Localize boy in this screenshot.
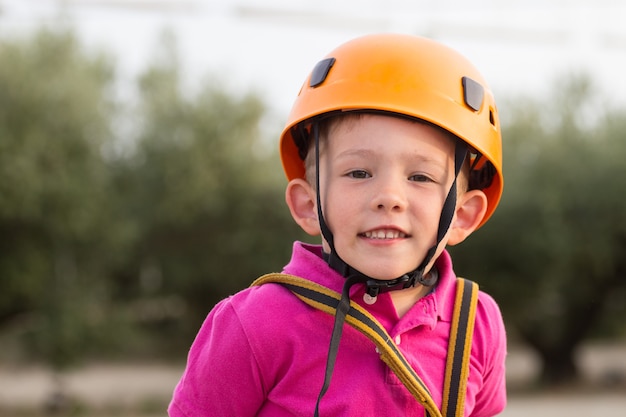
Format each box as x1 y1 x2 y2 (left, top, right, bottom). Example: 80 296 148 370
169 33 506 417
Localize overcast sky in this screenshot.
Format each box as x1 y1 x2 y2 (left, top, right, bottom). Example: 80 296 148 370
2 0 625 121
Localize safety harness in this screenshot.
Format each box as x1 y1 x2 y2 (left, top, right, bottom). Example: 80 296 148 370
252 273 479 417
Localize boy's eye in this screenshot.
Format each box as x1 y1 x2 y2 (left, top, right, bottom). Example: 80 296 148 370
409 174 432 182
347 170 371 179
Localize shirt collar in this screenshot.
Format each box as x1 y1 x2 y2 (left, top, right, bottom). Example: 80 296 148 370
282 241 459 332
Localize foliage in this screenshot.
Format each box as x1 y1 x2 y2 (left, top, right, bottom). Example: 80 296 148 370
0 28 304 366
0 28 123 369
110 37 303 350
450 75 626 386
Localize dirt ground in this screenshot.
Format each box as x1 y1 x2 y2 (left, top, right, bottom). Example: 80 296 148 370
0 343 624 416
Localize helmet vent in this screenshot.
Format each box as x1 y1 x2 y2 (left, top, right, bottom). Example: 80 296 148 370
462 76 484 112
309 57 336 88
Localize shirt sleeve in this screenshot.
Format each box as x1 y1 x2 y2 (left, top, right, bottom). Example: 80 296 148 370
168 298 266 417
470 292 507 417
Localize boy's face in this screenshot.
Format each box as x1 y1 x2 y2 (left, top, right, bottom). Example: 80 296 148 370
318 114 458 280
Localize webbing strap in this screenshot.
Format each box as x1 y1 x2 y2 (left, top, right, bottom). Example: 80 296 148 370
441 278 479 417
251 273 478 417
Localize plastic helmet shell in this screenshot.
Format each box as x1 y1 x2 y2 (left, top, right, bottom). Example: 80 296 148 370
279 33 503 228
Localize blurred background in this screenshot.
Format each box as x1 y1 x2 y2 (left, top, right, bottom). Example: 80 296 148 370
0 0 625 416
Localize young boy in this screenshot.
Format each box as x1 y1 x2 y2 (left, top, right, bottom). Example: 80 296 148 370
169 33 506 417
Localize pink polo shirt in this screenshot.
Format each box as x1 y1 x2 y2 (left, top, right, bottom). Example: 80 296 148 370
169 242 506 417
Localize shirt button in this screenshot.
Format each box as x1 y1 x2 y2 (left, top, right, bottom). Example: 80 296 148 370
395 335 401 345
363 293 377 305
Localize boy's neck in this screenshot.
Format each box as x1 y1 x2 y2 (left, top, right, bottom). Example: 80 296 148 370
389 284 432 318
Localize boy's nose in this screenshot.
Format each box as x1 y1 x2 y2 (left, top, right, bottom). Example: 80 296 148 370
371 181 408 212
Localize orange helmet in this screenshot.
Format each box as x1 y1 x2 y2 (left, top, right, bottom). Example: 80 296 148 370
279 33 503 227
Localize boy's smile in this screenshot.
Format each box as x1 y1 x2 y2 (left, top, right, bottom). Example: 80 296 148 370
318 114 457 281
361 228 408 240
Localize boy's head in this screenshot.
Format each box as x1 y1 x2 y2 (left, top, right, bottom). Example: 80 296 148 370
280 33 503 287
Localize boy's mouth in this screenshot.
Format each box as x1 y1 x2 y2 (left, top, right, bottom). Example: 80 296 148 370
362 229 408 239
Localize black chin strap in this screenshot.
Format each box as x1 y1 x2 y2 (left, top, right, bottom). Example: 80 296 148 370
313 121 468 296
313 274 360 416
311 121 468 415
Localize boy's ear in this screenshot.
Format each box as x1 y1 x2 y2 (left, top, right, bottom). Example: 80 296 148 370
285 178 321 236
447 189 488 246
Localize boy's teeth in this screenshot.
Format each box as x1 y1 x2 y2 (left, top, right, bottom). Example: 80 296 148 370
365 230 405 239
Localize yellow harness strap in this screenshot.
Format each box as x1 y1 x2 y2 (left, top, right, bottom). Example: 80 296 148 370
251 273 478 417
441 277 479 417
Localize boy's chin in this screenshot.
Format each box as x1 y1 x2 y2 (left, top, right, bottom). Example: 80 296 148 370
355 266 417 281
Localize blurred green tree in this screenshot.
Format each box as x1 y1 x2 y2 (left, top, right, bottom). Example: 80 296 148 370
450 75 626 386
0 29 124 368
111 34 305 352
0 27 306 365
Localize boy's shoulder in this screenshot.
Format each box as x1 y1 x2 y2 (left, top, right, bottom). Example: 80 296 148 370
475 287 505 330
214 278 313 325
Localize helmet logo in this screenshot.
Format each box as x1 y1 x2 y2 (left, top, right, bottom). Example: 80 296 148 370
462 76 484 112
309 57 336 88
